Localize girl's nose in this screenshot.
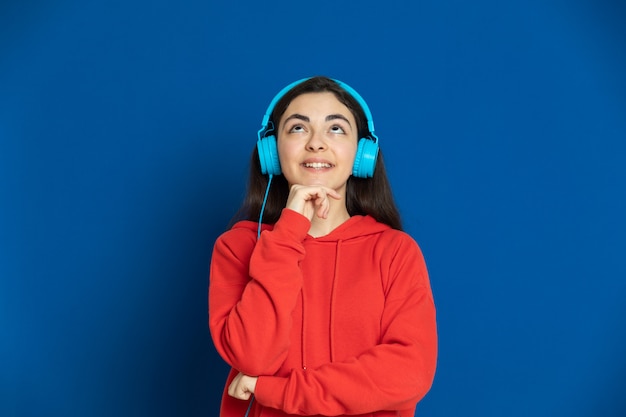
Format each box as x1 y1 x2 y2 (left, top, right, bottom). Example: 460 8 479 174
305 130 327 151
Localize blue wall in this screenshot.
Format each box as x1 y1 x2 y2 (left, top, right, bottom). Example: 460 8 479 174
1 1 625 416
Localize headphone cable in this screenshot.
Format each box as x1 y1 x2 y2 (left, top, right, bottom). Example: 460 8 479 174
257 174 273 240
244 395 254 417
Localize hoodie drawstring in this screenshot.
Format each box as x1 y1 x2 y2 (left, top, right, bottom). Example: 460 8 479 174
300 287 307 370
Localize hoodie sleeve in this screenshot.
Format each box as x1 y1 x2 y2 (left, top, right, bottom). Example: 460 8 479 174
208 209 311 376
253 234 438 415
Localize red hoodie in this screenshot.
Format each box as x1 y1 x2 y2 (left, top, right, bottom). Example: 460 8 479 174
209 209 437 416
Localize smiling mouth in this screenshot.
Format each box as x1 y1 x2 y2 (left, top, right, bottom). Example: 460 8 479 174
302 162 333 169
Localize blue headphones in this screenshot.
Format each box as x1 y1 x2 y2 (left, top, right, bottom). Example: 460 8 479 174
256 78 380 178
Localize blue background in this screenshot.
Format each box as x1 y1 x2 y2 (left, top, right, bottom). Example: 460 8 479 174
1 0 625 416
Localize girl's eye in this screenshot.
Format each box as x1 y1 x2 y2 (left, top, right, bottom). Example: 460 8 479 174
289 124 305 133
330 125 345 134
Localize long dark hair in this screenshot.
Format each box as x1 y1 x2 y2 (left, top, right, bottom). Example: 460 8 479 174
232 76 403 231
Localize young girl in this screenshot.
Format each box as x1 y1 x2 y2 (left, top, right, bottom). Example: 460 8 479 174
209 76 437 416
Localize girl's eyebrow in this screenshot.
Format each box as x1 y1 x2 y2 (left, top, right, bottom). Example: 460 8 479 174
326 114 352 127
283 113 309 124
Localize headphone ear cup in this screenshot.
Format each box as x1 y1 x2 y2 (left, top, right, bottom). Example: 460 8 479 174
353 138 379 178
257 135 282 175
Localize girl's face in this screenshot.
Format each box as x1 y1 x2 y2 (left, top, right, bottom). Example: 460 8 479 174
277 92 358 194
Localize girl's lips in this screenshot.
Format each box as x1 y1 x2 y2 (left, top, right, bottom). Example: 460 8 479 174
302 162 333 169
301 158 334 169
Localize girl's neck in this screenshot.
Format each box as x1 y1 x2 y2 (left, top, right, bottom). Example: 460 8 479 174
308 200 350 238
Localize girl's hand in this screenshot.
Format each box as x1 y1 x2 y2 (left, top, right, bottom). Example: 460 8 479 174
285 184 342 221
228 372 258 401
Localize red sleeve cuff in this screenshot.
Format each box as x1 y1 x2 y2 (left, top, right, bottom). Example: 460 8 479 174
254 375 287 410
267 208 310 242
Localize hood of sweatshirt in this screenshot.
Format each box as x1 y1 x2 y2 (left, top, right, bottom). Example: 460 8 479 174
232 212 391 242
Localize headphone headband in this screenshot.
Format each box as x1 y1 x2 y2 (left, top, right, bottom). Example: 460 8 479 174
258 77 377 142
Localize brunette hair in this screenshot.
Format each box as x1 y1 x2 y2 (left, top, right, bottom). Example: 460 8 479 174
232 76 403 230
